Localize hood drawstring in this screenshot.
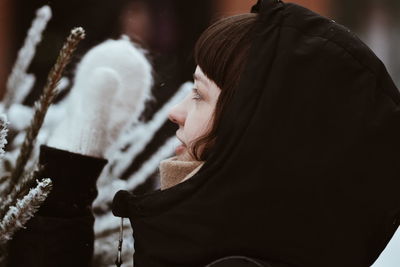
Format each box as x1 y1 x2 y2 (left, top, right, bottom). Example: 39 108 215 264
115 217 124 267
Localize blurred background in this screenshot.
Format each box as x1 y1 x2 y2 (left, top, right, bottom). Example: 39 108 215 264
1 0 400 105
0 0 399 266
2 0 399 181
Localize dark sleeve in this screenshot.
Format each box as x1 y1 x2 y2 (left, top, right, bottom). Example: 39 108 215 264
8 145 108 267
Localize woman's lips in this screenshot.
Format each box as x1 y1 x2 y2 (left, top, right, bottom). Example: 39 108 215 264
176 135 186 155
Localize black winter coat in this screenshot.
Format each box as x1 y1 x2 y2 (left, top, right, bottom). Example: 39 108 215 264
112 0 400 266
8 146 275 267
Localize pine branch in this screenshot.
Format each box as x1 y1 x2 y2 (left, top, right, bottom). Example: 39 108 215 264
0 178 52 244
0 114 9 159
4 6 52 108
0 164 43 220
3 28 85 196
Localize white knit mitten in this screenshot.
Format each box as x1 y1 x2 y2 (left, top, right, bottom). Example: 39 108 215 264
47 37 152 158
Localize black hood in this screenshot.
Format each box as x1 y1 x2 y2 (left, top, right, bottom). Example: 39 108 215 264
113 1 400 266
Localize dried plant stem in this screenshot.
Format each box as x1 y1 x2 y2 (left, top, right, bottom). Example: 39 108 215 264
0 178 52 244
4 28 85 196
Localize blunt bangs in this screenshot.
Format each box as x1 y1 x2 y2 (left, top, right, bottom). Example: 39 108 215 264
194 14 257 92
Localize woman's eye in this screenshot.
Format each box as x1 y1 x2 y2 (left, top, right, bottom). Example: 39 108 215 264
192 88 202 100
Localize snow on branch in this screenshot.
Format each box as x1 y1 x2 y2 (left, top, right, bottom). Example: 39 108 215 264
0 164 42 220
0 115 9 158
105 82 192 180
0 178 52 244
4 6 52 108
4 28 85 196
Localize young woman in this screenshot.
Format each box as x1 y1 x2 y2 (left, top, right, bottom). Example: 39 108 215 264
113 0 400 266
10 0 400 266
159 13 257 190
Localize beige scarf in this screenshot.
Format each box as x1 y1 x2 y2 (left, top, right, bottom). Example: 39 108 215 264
159 156 204 190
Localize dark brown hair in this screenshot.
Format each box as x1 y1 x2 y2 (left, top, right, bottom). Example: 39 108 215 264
191 13 258 160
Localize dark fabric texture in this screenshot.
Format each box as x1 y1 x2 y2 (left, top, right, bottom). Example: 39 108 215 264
112 0 400 267
205 256 274 267
8 145 108 267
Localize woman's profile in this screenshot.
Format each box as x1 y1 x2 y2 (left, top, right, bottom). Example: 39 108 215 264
9 0 400 266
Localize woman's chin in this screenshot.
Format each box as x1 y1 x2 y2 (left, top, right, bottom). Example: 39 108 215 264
175 145 186 156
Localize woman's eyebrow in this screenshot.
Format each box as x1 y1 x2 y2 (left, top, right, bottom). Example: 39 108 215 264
192 75 209 97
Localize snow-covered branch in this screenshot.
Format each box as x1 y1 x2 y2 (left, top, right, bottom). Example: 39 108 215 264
4 6 52 107
0 178 52 244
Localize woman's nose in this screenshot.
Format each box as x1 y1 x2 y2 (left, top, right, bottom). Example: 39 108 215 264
168 103 185 126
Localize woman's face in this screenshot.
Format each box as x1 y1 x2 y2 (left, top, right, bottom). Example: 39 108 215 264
168 66 221 161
